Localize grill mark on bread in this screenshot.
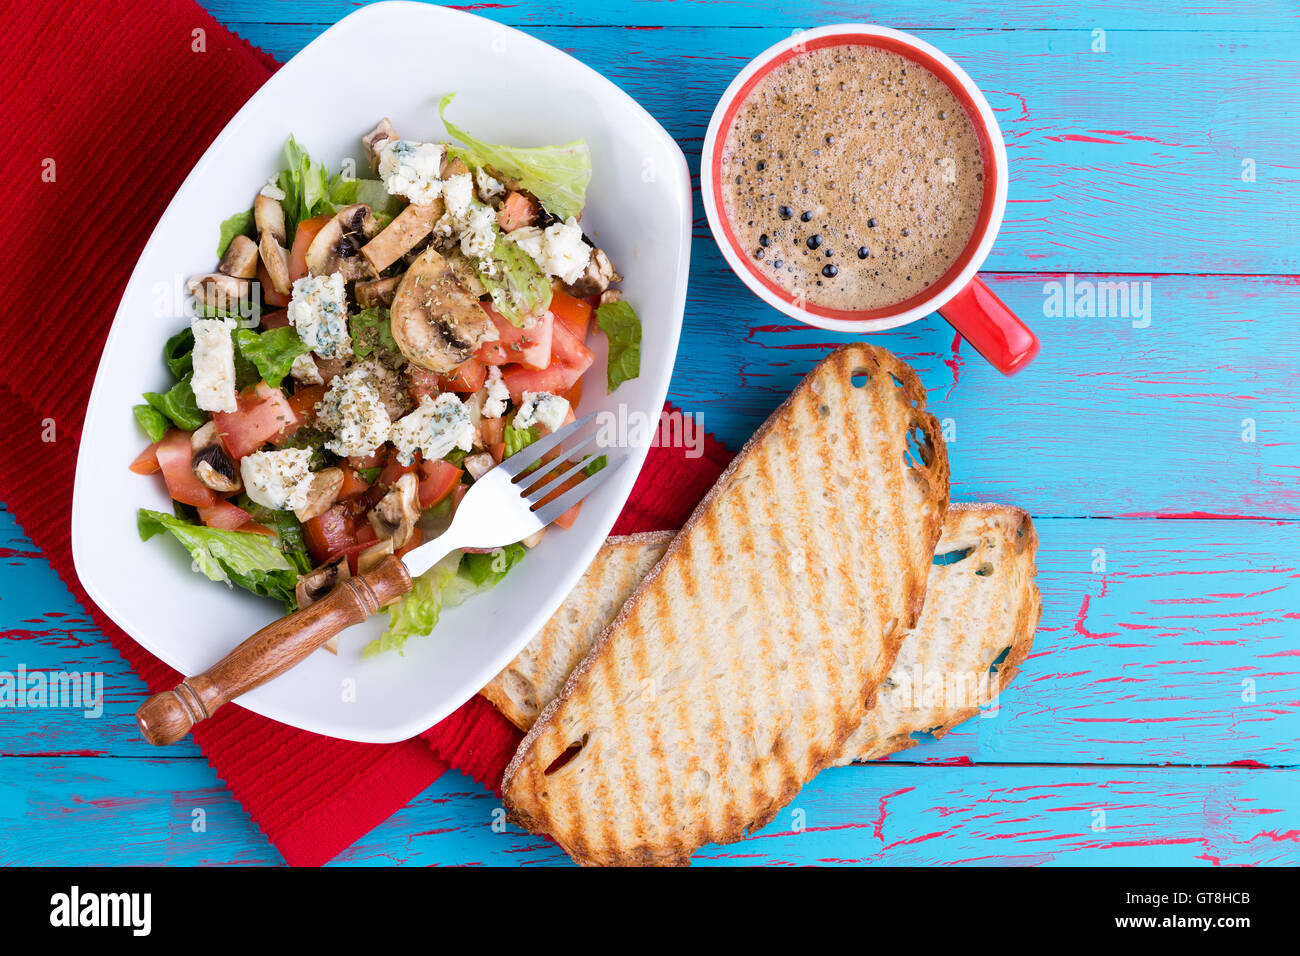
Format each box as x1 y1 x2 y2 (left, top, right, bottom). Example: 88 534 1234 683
698 492 736 839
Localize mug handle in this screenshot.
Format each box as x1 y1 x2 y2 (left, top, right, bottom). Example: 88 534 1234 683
937 276 1040 376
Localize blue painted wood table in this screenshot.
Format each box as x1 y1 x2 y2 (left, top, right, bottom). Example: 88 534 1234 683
2 0 1296 866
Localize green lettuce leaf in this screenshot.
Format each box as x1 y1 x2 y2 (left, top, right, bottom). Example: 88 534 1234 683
366 544 527 657
595 300 641 393
348 307 404 367
439 92 591 220
232 495 314 574
275 426 332 471
275 135 332 245
459 543 526 588
132 404 169 442
234 326 311 388
137 508 300 610
327 176 404 226
163 328 195 379
143 374 205 431
478 234 552 326
217 208 255 258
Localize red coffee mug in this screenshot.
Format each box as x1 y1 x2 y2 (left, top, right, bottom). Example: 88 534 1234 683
701 24 1039 375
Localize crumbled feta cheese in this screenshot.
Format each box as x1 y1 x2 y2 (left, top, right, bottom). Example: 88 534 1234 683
475 167 505 200
460 203 498 259
240 449 314 511
259 177 286 201
437 172 499 261
377 139 446 205
190 317 238 413
442 172 474 220
480 366 509 419
315 365 392 458
505 217 591 285
289 352 323 385
389 393 475 466
514 391 570 433
288 272 351 360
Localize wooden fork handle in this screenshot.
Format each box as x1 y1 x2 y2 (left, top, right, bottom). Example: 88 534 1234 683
136 555 412 746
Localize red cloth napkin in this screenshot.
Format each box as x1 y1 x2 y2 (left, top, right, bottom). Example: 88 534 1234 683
0 0 731 865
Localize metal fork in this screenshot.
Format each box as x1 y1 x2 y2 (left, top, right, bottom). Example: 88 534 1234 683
136 413 624 745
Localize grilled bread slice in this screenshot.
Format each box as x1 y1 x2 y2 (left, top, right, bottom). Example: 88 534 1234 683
834 503 1040 763
481 532 674 731
483 506 1039 755
501 344 950 866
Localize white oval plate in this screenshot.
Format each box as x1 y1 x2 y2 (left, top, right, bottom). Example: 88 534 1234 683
71 1 691 743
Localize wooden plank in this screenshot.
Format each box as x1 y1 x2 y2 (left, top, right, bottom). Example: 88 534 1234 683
203 0 1300 32
207 22 1300 274
5 509 1296 765
1 756 1293 865
677 272 1300 516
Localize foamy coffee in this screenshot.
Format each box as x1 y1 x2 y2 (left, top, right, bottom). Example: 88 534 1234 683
721 45 985 312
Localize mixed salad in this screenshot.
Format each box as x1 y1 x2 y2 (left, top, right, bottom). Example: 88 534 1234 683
131 96 642 657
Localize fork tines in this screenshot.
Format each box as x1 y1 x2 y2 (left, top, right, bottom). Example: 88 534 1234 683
503 413 627 524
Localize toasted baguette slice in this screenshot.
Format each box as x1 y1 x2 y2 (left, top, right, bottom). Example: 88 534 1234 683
502 344 949 866
834 502 1040 763
481 532 674 730
483 506 1039 757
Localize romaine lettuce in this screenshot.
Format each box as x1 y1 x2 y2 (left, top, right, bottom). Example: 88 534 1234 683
138 508 300 610
478 234 553 327
234 326 311 388
595 300 641 393
439 93 591 220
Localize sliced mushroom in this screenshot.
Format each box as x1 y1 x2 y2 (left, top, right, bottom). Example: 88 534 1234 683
563 246 620 298
361 199 442 273
520 527 547 549
362 118 397 173
368 472 420 548
218 234 259 279
254 193 286 245
258 232 292 295
186 273 251 315
440 155 471 179
191 422 241 493
294 555 351 654
598 289 623 307
355 274 403 309
306 203 380 280
463 452 495 480
357 537 394 575
293 467 345 522
390 246 498 374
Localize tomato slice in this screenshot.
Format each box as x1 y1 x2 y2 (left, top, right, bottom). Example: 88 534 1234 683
478 416 505 449
337 467 372 500
437 358 486 394
549 288 593 341
289 213 333 282
130 441 162 475
260 309 290 330
488 441 506 464
302 505 356 565
257 259 289 308
449 482 469 516
488 306 552 371
155 430 217 507
501 362 582 404
405 366 440 405
378 457 418 489
474 340 510 366
198 500 253 530
550 316 595 372
416 460 462 509
283 384 325 432
497 191 538 232
560 377 583 410
213 382 300 459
